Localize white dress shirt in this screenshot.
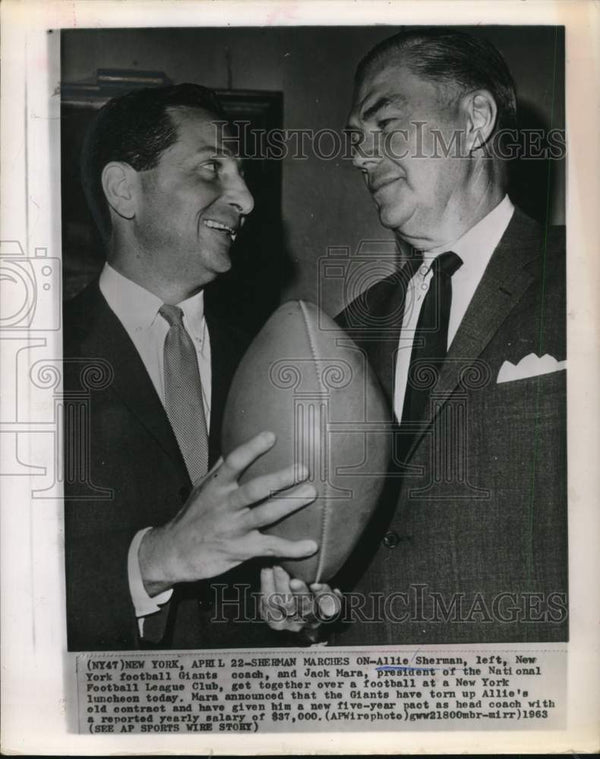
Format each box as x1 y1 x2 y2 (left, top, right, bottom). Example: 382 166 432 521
99 263 211 416
99 263 212 627
393 195 515 421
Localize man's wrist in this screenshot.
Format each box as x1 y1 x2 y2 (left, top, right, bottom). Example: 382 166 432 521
138 526 174 597
128 528 174 624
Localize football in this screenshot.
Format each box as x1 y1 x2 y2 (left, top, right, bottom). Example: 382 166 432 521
221 300 391 583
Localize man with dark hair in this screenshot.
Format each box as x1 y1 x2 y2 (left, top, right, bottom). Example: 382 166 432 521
80 84 228 240
64 84 322 650
330 28 567 644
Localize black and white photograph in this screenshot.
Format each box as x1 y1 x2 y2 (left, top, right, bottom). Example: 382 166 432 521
1 0 599 754
62 24 567 651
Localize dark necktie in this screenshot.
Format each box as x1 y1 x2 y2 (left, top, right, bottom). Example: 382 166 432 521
159 304 209 483
401 251 463 428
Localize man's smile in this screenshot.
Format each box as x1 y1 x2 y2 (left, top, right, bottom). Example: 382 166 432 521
203 217 238 241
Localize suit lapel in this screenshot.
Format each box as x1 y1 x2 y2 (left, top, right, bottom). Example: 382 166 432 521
368 282 409 405
404 210 542 459
79 282 249 474
82 283 188 476
346 263 419 405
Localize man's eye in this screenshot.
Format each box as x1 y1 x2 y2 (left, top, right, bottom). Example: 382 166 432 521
201 161 219 174
378 118 396 130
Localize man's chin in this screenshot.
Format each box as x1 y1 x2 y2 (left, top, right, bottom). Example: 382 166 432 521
183 247 232 289
377 206 410 232
209 247 233 276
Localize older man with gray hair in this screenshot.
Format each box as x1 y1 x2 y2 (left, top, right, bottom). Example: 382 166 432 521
328 28 567 645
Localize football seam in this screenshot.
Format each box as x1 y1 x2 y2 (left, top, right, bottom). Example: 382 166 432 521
298 300 330 584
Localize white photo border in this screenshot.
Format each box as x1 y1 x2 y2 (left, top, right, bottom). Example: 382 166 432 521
1 0 598 754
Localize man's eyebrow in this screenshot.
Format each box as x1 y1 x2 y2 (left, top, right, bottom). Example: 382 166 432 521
192 146 235 158
362 97 393 122
347 94 407 129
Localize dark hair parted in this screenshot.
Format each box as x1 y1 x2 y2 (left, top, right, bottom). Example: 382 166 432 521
80 83 226 239
356 28 517 134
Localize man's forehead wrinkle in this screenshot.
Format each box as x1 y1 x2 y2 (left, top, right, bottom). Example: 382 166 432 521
347 90 408 130
363 93 409 122
362 97 392 123
165 116 239 163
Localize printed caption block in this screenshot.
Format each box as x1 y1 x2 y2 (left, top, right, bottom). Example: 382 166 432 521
76 647 566 734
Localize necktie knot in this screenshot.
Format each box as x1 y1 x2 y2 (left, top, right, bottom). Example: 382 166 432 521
432 251 463 278
159 304 185 328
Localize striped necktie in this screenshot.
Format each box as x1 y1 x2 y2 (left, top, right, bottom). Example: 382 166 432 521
159 304 209 483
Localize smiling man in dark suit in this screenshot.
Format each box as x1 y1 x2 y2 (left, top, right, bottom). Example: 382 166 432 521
63 84 321 650
331 28 568 644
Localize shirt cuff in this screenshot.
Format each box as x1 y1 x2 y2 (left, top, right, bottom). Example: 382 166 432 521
128 527 173 629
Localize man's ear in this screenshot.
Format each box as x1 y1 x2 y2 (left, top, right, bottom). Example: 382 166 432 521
462 89 498 153
101 162 138 220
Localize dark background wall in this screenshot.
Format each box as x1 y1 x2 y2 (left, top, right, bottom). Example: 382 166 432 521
61 26 565 317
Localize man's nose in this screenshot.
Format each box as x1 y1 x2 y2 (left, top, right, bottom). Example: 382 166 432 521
351 129 381 170
226 173 254 216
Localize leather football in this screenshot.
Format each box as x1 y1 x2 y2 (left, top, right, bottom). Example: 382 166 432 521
221 300 391 583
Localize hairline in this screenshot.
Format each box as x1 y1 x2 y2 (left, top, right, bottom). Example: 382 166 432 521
356 49 474 114
141 103 226 166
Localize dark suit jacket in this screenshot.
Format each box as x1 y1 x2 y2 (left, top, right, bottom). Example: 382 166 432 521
333 209 568 644
64 280 269 650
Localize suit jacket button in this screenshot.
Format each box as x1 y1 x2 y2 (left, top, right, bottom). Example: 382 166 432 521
383 531 400 549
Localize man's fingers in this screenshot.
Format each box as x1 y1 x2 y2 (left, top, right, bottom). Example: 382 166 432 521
271 566 296 615
274 568 315 623
245 483 316 528
273 565 293 596
233 464 309 509
261 567 342 632
289 577 310 595
289 576 316 619
260 568 291 629
260 567 276 598
310 583 343 618
259 535 318 560
220 431 276 481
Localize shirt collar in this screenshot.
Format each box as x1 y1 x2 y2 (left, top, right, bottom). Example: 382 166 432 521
177 287 206 337
99 263 205 334
423 195 514 268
